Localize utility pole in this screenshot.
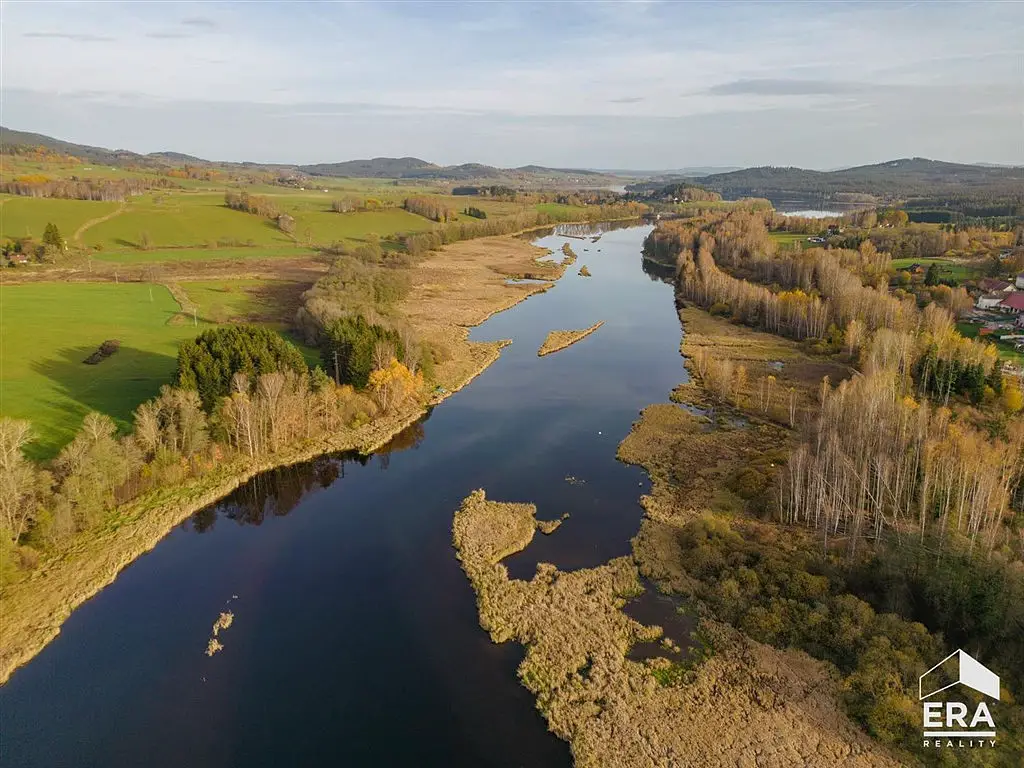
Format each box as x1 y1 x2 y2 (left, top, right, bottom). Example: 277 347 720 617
333 349 340 384
193 307 198 326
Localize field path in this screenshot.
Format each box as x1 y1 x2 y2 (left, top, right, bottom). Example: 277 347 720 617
73 200 126 245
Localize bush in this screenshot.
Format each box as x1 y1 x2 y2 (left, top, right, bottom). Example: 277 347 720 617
175 325 308 409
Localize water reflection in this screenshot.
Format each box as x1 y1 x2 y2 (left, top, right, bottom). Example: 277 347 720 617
190 419 429 531
640 254 675 284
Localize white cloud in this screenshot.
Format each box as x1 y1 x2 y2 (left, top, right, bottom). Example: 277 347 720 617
1 0 1021 166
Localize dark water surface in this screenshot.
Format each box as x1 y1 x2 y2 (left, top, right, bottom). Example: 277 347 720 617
0 225 688 768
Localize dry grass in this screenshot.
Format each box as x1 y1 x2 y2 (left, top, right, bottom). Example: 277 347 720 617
400 235 563 393
677 305 854 426
578 264 591 277
452 491 899 768
537 322 604 357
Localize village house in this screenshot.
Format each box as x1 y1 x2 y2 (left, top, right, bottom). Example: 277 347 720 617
1015 273 1024 290
978 277 1014 293
998 292 1024 315
977 292 1007 310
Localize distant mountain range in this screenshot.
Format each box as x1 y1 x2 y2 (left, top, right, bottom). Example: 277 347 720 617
0 126 618 185
2 127 1021 206
632 158 1023 210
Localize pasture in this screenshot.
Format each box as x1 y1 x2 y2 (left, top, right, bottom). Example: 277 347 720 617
891 257 979 282
82 192 291 250
0 195 120 241
769 231 810 251
0 280 314 459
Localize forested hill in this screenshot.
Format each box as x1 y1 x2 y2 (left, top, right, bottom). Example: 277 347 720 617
297 156 438 178
296 159 611 182
696 158 1023 200
0 125 618 185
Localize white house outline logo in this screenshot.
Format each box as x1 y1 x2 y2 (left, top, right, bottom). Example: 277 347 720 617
919 649 999 741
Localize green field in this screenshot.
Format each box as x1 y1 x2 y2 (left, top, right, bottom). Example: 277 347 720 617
0 281 315 459
0 195 120 241
891 257 980 281
769 231 810 251
278 204 436 245
82 193 292 250
178 279 296 324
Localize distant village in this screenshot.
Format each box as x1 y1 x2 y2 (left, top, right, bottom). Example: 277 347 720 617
963 261 1024 361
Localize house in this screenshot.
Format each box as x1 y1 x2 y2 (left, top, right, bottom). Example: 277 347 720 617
1015 273 1024 290
998 292 1024 314
979 278 1013 293
977 292 1006 310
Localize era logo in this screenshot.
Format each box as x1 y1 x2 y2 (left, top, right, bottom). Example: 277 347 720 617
919 649 999 747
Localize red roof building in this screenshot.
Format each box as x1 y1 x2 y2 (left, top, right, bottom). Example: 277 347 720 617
998 292 1024 314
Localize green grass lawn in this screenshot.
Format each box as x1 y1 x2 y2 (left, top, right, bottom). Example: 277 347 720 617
769 231 809 251
1 282 210 458
281 205 437 245
891 257 980 282
0 195 120 241
82 193 292 250
0 281 316 459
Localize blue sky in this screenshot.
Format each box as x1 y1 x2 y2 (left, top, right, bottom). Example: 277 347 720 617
2 1 1021 168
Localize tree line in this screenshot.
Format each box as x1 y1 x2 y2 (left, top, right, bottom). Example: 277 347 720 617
403 201 646 257
1 176 172 202
403 196 456 222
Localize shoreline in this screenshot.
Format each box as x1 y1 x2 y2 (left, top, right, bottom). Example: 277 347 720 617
0 233 563 686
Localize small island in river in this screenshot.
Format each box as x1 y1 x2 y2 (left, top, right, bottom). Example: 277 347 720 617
537 321 604 356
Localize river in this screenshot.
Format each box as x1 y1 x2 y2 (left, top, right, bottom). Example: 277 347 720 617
0 225 688 768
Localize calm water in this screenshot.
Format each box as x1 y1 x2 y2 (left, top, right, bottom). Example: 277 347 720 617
0 225 688 768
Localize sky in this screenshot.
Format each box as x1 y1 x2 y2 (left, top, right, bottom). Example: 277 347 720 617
1 0 1022 169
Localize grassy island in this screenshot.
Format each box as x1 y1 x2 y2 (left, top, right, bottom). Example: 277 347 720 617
537 321 603 356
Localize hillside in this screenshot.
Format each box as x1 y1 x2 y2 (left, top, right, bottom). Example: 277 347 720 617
296 156 438 178
626 158 1023 217
699 158 1023 204
0 126 621 186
